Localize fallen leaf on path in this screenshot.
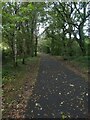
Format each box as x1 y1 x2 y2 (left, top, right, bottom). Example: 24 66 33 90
69 84 74 87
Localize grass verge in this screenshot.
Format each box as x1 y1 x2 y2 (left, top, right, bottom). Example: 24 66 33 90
54 55 89 80
2 55 40 118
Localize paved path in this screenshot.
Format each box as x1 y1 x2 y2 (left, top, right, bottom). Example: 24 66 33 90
25 55 88 119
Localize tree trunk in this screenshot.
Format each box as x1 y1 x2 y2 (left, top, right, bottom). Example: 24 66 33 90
22 52 25 64
78 40 86 56
68 32 73 56
78 25 86 56
35 35 38 56
22 39 26 64
14 37 18 67
51 38 55 55
13 3 18 67
30 22 34 57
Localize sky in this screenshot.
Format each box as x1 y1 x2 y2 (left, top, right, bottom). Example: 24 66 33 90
39 25 45 35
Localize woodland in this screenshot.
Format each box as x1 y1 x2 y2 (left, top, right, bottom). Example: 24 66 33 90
1 1 90 118
2 2 90 66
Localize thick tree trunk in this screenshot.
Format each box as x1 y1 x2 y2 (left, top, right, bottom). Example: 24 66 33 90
62 36 66 56
78 25 86 56
78 40 86 56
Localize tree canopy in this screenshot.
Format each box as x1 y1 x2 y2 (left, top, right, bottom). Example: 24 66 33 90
2 1 90 66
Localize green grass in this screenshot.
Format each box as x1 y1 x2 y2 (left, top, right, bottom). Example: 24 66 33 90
57 55 89 75
2 56 39 83
67 56 89 73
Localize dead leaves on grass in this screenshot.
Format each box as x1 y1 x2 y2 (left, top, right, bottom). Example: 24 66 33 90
2 58 40 118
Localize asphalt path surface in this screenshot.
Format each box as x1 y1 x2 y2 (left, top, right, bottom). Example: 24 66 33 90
25 55 88 119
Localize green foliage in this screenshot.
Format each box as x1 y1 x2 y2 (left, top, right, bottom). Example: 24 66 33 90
2 2 46 66
2 2 90 65
40 2 90 56
67 55 89 73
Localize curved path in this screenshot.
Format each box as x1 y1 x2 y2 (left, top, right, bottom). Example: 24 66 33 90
25 55 88 119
